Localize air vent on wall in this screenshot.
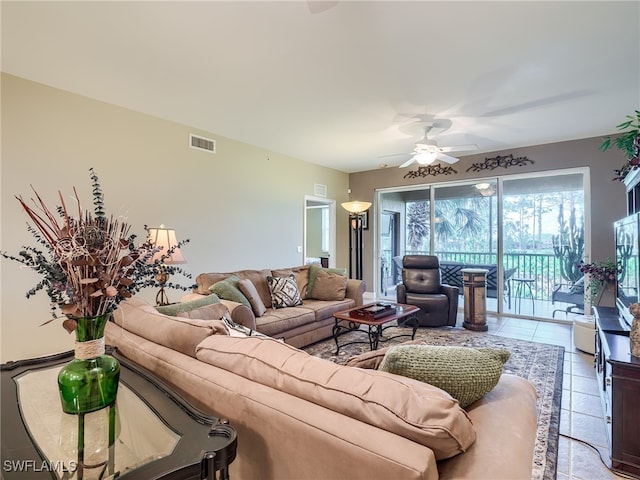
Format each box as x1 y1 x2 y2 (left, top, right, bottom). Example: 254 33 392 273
314 184 328 197
190 134 216 153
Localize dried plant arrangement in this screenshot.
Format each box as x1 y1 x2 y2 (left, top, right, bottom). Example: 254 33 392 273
1 168 194 331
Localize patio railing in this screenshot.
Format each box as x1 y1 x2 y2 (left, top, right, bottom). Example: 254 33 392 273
386 250 573 301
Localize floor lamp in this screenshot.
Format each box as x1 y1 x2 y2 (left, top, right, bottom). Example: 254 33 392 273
147 224 187 306
341 201 371 280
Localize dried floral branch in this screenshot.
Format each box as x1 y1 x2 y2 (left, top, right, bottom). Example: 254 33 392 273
1 169 195 325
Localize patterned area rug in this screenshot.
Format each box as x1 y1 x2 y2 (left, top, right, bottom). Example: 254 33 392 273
303 324 564 480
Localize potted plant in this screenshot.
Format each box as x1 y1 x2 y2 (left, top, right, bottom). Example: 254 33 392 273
578 259 622 305
600 110 640 181
1 169 193 414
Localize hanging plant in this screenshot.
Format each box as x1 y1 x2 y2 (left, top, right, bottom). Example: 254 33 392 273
600 110 640 181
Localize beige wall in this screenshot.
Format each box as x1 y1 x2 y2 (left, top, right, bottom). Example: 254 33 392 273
0 74 350 362
2 73 629 361
348 137 629 291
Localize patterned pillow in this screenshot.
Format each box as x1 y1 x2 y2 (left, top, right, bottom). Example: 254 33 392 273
379 345 510 408
209 275 251 308
267 274 303 309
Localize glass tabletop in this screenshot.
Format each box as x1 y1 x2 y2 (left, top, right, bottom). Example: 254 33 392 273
15 365 181 480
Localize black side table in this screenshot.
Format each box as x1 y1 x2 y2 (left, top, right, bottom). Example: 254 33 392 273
1 349 237 479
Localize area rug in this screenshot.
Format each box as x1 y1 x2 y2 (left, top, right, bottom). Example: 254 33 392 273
303 324 564 480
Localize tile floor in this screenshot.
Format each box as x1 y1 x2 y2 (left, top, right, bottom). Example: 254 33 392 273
483 313 628 480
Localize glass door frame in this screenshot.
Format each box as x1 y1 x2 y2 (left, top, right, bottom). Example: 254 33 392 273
373 166 590 319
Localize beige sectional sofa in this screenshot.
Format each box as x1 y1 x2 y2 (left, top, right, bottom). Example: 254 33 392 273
106 296 538 480
185 264 366 348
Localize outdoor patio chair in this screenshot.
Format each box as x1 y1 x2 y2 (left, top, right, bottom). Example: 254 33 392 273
551 277 585 318
503 267 518 308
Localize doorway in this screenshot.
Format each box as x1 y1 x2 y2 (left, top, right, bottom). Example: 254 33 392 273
304 196 336 267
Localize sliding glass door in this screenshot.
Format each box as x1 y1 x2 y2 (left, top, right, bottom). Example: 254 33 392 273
375 169 587 321
378 188 430 297
501 173 585 318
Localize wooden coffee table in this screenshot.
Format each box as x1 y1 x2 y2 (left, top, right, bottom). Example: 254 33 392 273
332 302 420 354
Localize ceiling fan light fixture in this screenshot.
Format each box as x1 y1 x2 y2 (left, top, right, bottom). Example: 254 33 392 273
414 152 438 165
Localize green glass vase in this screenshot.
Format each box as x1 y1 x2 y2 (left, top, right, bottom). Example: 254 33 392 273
58 313 120 414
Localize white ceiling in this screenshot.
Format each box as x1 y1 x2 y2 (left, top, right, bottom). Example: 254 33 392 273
3 1 639 173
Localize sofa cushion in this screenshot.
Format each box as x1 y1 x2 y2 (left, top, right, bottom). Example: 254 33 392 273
255 307 317 337
194 272 229 295
195 335 476 460
175 303 230 321
310 268 347 301
308 264 347 300
210 275 252 308
300 298 355 321
238 278 268 317
267 274 303 308
379 345 510 408
196 269 273 308
156 293 222 316
113 297 228 357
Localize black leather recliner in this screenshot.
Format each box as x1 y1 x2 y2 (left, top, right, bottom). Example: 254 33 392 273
396 255 459 327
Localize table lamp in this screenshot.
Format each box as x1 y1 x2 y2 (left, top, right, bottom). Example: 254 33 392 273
147 225 187 306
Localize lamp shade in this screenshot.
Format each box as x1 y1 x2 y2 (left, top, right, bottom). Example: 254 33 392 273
341 201 372 214
147 225 187 264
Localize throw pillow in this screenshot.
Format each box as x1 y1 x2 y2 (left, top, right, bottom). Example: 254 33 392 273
156 293 222 316
272 265 311 299
238 278 268 317
209 275 251 308
267 274 303 309
310 268 347 301
175 303 229 321
221 314 271 339
379 345 511 408
307 264 346 299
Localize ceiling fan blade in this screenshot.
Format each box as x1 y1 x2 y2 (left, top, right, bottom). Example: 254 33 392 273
399 157 417 168
379 151 413 158
437 153 460 164
438 144 478 153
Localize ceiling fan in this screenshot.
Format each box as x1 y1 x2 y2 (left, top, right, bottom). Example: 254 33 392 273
385 122 478 168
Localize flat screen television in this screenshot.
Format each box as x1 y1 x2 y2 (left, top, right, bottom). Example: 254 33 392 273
615 213 639 327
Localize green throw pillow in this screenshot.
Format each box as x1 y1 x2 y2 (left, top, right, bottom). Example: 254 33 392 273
378 345 510 408
209 275 251 308
307 264 346 299
156 293 221 316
